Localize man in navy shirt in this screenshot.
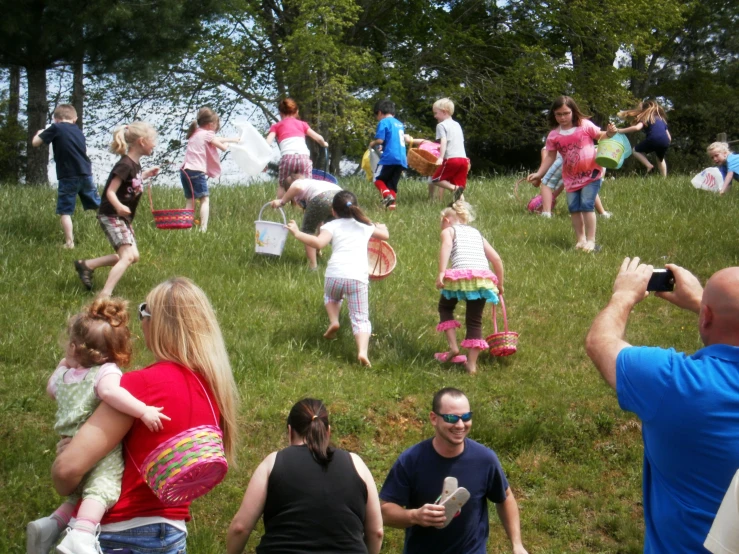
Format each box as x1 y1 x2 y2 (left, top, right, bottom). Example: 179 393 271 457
586 258 739 553
380 387 528 554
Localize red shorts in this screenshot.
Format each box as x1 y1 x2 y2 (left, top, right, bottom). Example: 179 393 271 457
432 157 470 188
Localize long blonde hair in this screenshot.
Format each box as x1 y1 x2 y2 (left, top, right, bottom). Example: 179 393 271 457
109 122 157 156
618 99 667 125
145 277 239 462
441 200 475 225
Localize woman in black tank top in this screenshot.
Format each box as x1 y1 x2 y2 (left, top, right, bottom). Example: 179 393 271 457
226 398 383 554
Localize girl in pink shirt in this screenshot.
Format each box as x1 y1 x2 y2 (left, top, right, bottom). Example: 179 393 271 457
528 96 617 252
266 98 328 198
180 108 240 232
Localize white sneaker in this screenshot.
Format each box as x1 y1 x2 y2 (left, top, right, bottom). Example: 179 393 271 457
540 211 552 218
599 211 612 219
56 528 102 554
27 517 62 554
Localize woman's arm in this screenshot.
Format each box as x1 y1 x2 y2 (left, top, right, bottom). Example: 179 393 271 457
617 122 644 134
306 128 328 148
96 373 170 432
371 223 389 241
226 453 276 554
436 228 454 289
350 453 383 554
286 224 333 249
483 238 504 295
52 402 134 496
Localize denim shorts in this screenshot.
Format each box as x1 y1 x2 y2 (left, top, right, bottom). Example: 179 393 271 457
57 175 100 215
566 179 602 212
100 523 186 554
180 169 208 199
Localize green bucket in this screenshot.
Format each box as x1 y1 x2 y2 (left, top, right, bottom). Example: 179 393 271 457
595 138 626 169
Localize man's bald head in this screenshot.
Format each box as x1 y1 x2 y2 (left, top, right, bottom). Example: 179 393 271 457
700 267 739 346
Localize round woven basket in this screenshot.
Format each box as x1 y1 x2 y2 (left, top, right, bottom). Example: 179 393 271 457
149 173 194 230
407 148 438 177
368 238 397 281
485 296 518 356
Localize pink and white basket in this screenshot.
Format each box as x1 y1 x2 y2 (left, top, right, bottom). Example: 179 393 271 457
486 296 519 357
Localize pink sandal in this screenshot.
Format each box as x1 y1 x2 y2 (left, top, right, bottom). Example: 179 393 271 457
434 352 468 364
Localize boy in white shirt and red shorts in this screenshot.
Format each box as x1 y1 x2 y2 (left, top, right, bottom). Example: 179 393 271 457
430 98 470 202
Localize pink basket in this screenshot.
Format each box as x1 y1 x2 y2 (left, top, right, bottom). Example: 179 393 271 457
527 194 556 214
368 238 397 281
485 296 518 356
148 173 194 230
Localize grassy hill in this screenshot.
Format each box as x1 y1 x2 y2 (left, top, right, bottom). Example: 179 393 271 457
2 173 737 553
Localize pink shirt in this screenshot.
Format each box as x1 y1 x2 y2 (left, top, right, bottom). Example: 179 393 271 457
47 361 122 399
182 128 221 178
269 116 310 141
545 119 603 192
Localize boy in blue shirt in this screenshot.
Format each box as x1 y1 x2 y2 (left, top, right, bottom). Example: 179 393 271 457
369 99 406 211
32 104 99 249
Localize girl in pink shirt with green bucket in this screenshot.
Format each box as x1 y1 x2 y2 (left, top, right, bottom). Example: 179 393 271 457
528 96 617 252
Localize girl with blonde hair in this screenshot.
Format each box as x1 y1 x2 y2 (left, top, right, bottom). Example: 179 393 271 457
51 277 239 554
436 201 505 374
616 99 671 176
74 122 160 296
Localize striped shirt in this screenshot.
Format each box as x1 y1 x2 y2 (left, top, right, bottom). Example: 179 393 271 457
450 225 488 270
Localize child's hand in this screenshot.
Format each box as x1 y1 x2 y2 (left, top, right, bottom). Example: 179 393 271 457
116 205 132 217
436 272 446 289
498 283 505 295
527 173 541 183
271 199 283 209
606 123 618 137
286 220 299 235
140 406 171 432
143 167 160 179
435 157 443 165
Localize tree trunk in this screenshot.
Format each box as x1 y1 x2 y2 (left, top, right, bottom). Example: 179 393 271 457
72 59 84 131
26 66 48 185
9 65 21 182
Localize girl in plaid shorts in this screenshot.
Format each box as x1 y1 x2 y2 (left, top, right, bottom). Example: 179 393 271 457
287 191 389 367
266 98 328 198
73 122 159 297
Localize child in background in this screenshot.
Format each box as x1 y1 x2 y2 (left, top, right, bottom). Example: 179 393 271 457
286 191 389 367
26 298 168 554
266 98 329 198
369 99 407 210
436 201 504 375
707 142 739 195
539 149 611 219
180 107 240 233
73 122 159 297
430 98 470 202
32 104 99 249
617 99 671 177
528 96 616 252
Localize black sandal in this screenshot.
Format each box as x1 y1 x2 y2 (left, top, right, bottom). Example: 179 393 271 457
74 260 94 290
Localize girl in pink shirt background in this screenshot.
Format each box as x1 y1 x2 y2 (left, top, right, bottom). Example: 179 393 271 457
528 96 617 252
266 98 328 198
180 107 240 233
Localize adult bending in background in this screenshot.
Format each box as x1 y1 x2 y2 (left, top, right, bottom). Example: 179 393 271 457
52 277 239 553
227 398 383 554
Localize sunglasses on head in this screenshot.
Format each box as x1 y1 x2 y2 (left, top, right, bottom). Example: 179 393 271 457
435 411 473 424
138 302 151 321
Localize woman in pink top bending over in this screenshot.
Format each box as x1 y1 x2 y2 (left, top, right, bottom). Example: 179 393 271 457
180 107 240 232
266 98 328 198
528 96 617 252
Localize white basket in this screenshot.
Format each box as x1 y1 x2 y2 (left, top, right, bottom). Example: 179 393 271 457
255 203 288 256
231 121 272 178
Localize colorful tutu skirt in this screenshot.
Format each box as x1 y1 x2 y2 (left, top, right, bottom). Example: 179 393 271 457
441 268 499 302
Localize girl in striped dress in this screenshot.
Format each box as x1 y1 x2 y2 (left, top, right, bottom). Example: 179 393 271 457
436 201 504 374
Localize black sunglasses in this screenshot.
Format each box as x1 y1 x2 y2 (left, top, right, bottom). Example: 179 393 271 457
138 302 151 321
435 411 473 424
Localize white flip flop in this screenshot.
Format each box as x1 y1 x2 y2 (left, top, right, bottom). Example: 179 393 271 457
438 476 458 504
439 486 470 528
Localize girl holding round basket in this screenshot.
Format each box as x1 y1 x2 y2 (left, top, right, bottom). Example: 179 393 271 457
286 191 389 367
73 122 159 297
27 298 170 554
51 277 239 554
436 201 504 375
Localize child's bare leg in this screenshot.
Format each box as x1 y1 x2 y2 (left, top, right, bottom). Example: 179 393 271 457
428 181 444 200
657 158 667 177
571 212 586 247
433 179 456 192
541 186 554 213
444 328 460 357
60 215 74 247
199 196 210 231
305 245 318 270
85 254 120 270
465 348 482 375
355 332 371 367
277 185 287 199
632 151 653 172
584 211 597 243
594 194 605 215
185 198 195 211
324 301 340 339
100 244 139 297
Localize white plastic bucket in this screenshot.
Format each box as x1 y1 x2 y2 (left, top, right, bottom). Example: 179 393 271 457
691 167 724 193
231 121 272 178
255 203 288 256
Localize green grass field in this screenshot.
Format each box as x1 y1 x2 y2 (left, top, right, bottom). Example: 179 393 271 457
2 173 737 553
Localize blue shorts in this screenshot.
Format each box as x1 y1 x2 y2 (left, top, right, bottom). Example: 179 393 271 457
100 523 186 554
56 175 100 215
180 169 208 199
542 156 564 191
566 179 602 212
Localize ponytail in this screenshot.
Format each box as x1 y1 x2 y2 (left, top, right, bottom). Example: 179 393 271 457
287 398 333 468
441 200 475 224
109 127 128 156
109 122 157 156
332 191 372 226
186 119 198 139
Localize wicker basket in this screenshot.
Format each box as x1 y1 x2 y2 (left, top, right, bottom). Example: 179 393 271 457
368 238 397 281
149 173 194 230
407 148 438 177
486 296 518 356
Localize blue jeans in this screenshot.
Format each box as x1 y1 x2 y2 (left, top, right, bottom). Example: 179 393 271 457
100 523 186 554
180 169 208 199
56 175 100 215
566 179 601 212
